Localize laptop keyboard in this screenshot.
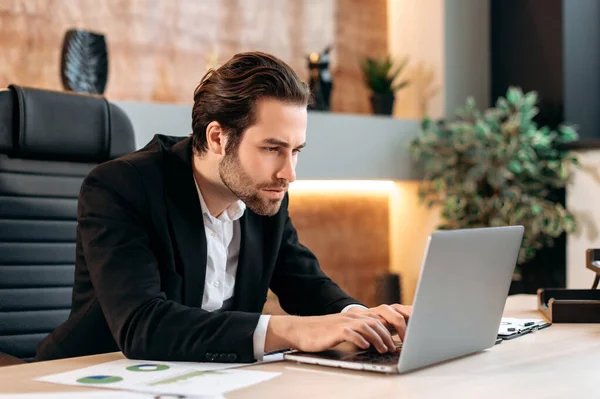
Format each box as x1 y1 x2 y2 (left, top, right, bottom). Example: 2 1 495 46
348 347 401 365
288 342 403 366
306 342 402 365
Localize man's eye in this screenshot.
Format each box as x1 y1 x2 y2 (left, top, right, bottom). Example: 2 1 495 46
264 147 278 152
292 149 302 155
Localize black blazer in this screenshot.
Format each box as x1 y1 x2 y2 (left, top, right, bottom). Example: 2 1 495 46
35 135 360 363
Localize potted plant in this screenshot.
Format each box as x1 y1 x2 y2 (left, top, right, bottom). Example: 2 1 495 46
408 87 580 273
359 55 409 115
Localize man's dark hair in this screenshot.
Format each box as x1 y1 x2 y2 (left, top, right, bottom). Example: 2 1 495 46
191 51 312 155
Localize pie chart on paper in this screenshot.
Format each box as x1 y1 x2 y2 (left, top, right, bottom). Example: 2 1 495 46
126 363 170 372
76 375 123 384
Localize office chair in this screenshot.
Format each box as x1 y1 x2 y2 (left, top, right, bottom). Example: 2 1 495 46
0 84 135 362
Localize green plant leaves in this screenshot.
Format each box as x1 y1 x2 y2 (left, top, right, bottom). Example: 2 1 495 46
507 160 522 174
506 86 523 105
408 86 580 265
524 91 538 106
359 55 410 94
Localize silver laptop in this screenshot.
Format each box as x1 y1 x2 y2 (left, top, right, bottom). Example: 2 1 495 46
284 226 524 374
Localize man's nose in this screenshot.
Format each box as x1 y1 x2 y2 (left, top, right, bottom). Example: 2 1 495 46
276 155 296 183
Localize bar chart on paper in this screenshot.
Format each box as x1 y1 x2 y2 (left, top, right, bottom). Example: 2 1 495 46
36 358 280 396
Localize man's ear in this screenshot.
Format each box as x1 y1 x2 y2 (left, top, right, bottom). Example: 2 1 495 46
206 121 226 155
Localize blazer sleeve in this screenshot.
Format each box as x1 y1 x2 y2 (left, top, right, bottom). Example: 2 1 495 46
78 160 260 363
269 199 364 316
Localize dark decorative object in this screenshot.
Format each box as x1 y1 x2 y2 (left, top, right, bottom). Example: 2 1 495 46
375 273 402 305
360 55 409 115
307 46 333 111
60 29 108 94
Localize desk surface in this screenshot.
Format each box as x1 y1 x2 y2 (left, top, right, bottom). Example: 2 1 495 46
1 295 599 398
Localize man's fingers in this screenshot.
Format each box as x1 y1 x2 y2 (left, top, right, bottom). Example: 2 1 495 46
377 305 407 341
349 310 394 330
342 327 370 350
355 322 389 353
391 304 412 320
346 310 381 321
368 319 396 352
361 312 383 320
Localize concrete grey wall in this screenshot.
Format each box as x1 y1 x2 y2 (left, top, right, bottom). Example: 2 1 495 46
113 101 422 180
444 0 490 118
113 101 193 147
301 112 422 180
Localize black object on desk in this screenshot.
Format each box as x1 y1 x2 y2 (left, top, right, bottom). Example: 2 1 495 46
537 288 600 323
587 248 600 289
537 248 600 323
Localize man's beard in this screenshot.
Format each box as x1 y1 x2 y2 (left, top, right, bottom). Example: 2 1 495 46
219 151 287 216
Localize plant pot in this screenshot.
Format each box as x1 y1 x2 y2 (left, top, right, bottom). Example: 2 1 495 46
370 93 395 115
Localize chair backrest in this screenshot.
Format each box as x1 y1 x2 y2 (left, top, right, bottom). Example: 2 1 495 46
0 84 135 361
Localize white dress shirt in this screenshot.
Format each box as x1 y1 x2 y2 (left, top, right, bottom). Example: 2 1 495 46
194 177 365 360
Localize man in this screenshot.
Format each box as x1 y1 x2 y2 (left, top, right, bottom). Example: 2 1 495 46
35 52 411 363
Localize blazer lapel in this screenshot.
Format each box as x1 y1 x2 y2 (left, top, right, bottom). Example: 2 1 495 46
233 212 264 312
164 138 207 307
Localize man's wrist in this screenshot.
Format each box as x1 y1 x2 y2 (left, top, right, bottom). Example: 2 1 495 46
265 315 297 353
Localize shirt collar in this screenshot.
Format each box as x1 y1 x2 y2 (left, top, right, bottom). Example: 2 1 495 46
193 175 246 222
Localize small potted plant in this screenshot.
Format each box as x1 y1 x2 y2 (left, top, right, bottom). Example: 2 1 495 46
360 55 409 115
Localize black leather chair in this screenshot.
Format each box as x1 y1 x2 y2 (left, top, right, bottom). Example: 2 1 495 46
0 84 135 362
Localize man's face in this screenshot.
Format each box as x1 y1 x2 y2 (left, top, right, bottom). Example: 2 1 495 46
219 98 307 216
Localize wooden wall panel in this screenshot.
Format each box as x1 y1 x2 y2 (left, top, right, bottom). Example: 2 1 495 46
0 0 387 113
263 190 390 314
332 0 389 114
287 192 390 308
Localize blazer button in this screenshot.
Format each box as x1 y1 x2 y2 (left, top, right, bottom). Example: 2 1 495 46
227 354 237 362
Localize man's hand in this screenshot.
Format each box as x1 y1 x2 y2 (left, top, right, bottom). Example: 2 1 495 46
265 312 397 354
346 304 412 341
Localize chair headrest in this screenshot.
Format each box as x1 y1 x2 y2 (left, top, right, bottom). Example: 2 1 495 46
0 84 135 162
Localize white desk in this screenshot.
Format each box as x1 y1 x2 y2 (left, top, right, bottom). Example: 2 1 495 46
1 295 599 398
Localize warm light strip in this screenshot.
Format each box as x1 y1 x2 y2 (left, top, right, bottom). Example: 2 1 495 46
289 180 397 193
